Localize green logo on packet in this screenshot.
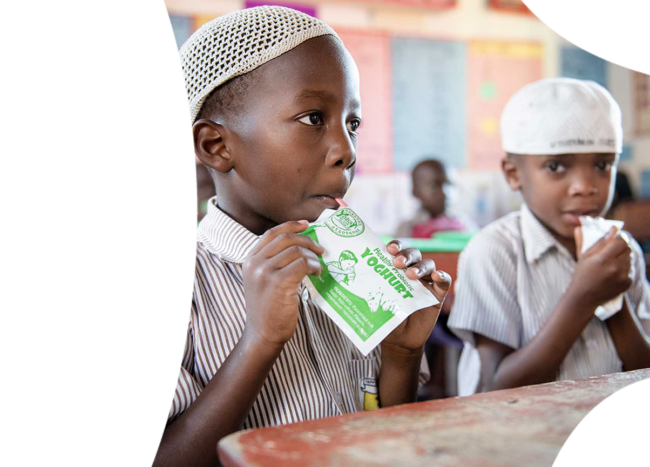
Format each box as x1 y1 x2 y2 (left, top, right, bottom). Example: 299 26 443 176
325 208 365 238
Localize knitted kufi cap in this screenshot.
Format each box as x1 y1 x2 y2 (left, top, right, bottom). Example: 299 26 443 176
180 6 339 123
501 77 623 155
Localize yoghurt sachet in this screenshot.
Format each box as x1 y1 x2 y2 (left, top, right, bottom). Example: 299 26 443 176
580 216 632 320
301 206 438 356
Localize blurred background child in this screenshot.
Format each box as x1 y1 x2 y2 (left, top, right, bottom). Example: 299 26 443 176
396 159 473 238
395 159 475 400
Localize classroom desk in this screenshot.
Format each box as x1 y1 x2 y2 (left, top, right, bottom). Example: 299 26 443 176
218 369 650 467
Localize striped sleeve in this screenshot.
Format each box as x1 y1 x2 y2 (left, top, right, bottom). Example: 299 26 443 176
448 229 522 349
167 316 203 425
418 354 430 386
627 237 650 334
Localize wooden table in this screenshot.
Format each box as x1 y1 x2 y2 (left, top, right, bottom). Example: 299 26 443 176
218 369 650 467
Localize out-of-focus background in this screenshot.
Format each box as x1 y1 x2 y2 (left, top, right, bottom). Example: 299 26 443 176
167 0 650 238
166 0 650 400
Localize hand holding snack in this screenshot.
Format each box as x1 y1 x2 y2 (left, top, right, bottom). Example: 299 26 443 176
570 224 632 312
381 240 452 352
242 221 325 347
301 206 439 355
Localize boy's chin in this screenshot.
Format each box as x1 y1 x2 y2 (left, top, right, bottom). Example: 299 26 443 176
550 220 580 241
533 212 576 242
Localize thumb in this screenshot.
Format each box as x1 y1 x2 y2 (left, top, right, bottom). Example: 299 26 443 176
574 226 583 258
429 270 452 303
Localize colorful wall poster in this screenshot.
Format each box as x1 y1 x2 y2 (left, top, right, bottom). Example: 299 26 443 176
383 0 457 8
633 71 650 137
343 173 418 236
169 15 192 49
193 14 216 32
468 41 543 171
619 145 633 162
245 1 318 17
391 38 467 172
561 46 607 88
338 0 456 8
336 30 393 174
488 0 533 14
450 169 522 227
642 170 650 198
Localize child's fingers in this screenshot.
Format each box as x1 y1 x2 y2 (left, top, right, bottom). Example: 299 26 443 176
386 239 403 255
252 220 311 254
405 259 435 281
391 247 422 268
281 255 323 281
589 229 626 261
258 224 325 258
431 270 452 289
404 259 451 302
412 269 451 305
271 246 322 272
602 234 631 259
430 270 452 302
617 250 632 272
261 231 325 258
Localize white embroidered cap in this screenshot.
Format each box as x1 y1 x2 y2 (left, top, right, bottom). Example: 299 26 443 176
501 77 623 155
180 6 339 123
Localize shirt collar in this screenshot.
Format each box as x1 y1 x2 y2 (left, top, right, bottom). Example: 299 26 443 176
197 197 260 264
520 203 563 263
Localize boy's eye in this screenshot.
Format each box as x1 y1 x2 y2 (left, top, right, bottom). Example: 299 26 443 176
596 161 613 171
298 112 323 126
347 119 361 133
545 161 565 173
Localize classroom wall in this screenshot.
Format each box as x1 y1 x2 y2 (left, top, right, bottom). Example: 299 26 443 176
166 0 650 235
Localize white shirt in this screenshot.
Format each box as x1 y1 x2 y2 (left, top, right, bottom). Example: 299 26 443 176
168 199 383 428
449 204 650 396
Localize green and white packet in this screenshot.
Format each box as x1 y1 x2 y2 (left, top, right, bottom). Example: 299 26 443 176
580 216 632 320
301 207 439 356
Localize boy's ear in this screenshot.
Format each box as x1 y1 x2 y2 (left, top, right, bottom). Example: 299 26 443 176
193 119 234 173
501 155 522 191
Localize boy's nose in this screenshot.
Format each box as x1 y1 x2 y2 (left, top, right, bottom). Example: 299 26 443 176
568 169 598 196
327 125 356 170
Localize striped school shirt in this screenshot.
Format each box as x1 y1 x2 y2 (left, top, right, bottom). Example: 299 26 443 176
168 198 387 428
448 203 650 397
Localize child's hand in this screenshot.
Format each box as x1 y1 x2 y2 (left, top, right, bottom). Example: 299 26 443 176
242 221 324 348
381 240 452 354
570 226 632 310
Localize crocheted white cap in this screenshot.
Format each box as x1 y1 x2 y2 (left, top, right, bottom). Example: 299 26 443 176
501 77 623 155
180 6 339 123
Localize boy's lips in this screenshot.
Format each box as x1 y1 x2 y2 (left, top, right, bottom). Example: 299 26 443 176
561 207 601 225
310 186 348 210
311 195 343 210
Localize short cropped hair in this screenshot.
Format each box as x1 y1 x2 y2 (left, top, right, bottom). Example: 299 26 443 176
196 71 257 122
